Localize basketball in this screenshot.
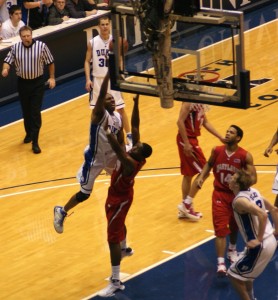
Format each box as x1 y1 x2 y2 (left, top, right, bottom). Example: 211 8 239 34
109 37 129 55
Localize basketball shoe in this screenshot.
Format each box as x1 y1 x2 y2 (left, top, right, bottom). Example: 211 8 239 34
177 202 202 221
217 263 227 277
98 278 125 297
121 247 134 259
53 206 67 234
227 248 239 264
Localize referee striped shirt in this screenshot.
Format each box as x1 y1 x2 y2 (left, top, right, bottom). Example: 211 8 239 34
4 40 54 80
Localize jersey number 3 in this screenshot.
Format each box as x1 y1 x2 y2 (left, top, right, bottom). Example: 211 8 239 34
99 58 108 67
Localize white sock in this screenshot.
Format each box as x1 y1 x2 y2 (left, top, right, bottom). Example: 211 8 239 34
217 257 225 264
184 196 193 205
112 265 120 281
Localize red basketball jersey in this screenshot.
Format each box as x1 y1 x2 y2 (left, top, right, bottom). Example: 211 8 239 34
183 104 206 138
108 156 146 200
212 145 248 192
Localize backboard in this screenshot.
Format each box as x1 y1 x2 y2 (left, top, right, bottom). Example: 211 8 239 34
109 0 250 109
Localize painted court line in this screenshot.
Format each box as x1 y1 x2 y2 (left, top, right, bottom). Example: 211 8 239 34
81 235 216 300
0 170 275 199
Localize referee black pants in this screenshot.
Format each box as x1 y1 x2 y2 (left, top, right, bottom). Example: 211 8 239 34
18 76 45 144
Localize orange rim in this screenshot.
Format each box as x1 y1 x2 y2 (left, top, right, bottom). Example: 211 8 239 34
178 70 220 83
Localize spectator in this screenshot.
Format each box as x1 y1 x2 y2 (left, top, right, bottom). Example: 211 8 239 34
47 0 69 25
1 0 17 23
23 0 53 29
1 5 25 39
1 25 55 154
65 0 96 18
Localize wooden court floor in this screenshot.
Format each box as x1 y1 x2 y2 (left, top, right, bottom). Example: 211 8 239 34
0 20 278 300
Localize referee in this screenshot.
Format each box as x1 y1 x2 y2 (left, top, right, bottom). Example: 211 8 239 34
1 25 55 154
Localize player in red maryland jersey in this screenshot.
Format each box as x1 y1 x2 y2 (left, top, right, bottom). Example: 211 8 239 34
196 125 257 277
98 95 152 298
177 103 224 220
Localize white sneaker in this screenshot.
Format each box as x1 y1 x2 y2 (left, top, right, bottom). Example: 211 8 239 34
121 247 134 259
53 206 67 234
98 278 125 297
177 203 202 221
217 263 227 277
227 248 238 264
178 211 203 219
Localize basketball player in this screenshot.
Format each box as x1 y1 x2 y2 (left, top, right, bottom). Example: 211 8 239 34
228 170 278 300
53 69 124 234
196 125 257 276
263 127 278 207
176 102 225 221
98 94 152 297
84 16 132 149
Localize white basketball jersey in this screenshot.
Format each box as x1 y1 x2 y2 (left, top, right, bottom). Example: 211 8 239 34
91 34 112 78
232 187 274 243
0 0 16 23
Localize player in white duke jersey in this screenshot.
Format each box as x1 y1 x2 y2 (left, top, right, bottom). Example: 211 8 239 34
227 170 278 300
53 69 124 234
84 16 132 149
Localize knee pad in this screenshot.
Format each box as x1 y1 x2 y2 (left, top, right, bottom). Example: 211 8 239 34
76 191 90 202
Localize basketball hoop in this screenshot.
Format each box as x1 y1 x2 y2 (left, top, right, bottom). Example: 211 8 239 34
178 70 220 83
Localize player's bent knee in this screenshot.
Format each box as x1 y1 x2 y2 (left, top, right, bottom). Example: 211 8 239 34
76 191 90 202
215 229 229 237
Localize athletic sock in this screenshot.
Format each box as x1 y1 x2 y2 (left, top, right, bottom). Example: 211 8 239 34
111 265 120 281
184 196 193 205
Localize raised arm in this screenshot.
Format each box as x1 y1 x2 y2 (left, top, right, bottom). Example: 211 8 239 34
131 94 140 145
91 70 109 123
106 128 135 176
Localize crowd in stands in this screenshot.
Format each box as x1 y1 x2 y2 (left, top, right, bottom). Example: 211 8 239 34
0 0 108 39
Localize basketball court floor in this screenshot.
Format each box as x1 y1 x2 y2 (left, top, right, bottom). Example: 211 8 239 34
0 2 278 300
